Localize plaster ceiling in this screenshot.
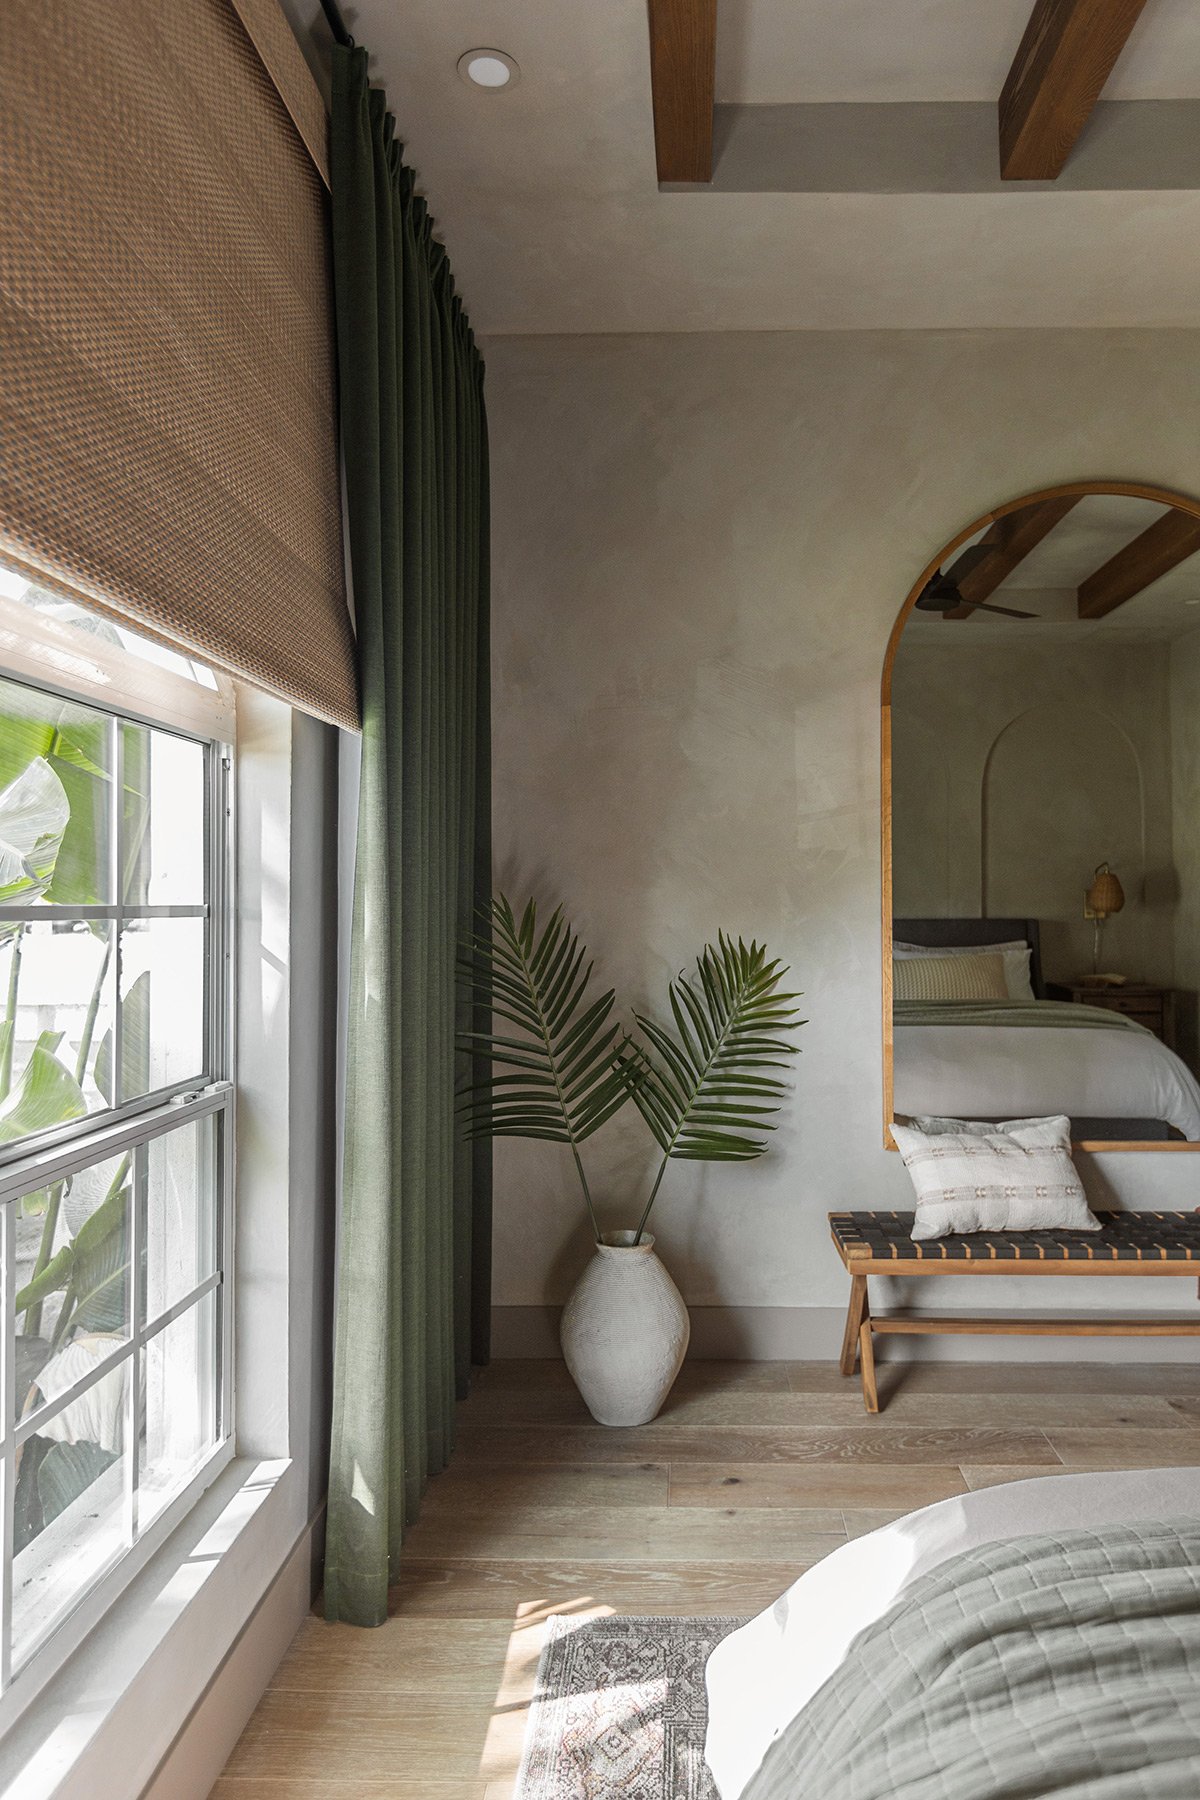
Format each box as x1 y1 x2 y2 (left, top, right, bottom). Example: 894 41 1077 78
716 0 1200 104
287 0 1200 334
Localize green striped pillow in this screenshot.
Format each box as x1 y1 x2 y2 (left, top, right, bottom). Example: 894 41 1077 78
893 951 1008 1003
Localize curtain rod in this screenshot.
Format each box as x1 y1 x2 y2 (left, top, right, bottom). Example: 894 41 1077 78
319 0 354 47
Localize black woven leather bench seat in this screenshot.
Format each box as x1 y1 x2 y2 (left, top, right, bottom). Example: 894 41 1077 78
831 1209 1200 1413
830 1209 1200 1263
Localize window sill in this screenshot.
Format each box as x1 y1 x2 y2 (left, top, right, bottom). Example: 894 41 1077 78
0 1454 302 1800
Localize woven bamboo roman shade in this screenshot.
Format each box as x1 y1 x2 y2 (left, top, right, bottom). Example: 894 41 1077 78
0 0 358 730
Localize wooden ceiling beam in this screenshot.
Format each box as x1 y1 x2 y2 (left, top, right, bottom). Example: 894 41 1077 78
942 495 1080 619
1077 508 1200 618
648 0 717 183
999 0 1150 181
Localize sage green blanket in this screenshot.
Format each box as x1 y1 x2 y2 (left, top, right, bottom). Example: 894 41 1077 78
743 1521 1200 1799
896 998 1150 1034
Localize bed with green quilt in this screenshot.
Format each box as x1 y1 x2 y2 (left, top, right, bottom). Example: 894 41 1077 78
705 1469 1200 1800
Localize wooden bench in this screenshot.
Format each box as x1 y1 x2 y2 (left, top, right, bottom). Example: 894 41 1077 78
829 1209 1200 1413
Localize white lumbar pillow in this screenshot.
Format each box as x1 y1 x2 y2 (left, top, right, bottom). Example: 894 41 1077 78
892 1113 1100 1240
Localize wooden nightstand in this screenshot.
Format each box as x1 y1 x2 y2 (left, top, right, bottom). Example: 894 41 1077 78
1048 983 1177 1050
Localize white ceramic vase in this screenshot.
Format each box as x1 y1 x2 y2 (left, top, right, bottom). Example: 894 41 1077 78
560 1230 691 1426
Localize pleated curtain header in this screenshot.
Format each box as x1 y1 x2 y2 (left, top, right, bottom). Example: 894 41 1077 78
0 0 359 731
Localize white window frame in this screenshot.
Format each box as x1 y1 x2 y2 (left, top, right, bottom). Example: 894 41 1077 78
0 642 236 1735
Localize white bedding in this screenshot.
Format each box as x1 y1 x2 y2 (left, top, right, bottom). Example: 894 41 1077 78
704 1465 1200 1800
894 1019 1200 1139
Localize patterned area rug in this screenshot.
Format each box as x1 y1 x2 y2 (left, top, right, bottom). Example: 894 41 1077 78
514 1614 746 1800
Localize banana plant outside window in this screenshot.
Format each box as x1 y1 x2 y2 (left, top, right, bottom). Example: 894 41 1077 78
0 571 234 1713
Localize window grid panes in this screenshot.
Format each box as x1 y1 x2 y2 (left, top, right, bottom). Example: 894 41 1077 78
0 650 231 1703
0 676 213 1148
2 1113 228 1679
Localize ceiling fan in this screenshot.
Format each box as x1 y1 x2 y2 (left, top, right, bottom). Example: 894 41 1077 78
915 544 1038 619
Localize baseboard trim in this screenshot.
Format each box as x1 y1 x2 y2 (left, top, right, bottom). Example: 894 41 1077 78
491 1304 1200 1363
140 1503 324 1799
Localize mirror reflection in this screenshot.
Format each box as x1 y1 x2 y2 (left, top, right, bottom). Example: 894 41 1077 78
889 488 1200 1145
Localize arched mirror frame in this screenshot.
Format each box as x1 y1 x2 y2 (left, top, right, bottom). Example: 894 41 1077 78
881 478 1200 1153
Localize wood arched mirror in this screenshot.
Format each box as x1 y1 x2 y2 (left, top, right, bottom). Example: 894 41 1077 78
883 481 1200 1152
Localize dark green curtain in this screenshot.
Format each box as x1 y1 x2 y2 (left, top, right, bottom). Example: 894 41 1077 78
324 44 492 1628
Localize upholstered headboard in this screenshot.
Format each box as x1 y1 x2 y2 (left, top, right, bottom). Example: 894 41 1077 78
893 917 1045 1000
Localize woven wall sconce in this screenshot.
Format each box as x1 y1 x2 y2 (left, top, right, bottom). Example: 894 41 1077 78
1083 862 1125 975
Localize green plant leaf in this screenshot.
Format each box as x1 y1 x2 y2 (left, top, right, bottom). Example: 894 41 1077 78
15 1243 74 1315
95 968 150 1106
54 1184 129 1342
0 684 64 795
626 934 805 1167
120 721 152 907
457 895 630 1238
0 1031 87 1144
458 895 627 1151
44 706 114 908
38 1440 119 1528
0 684 131 911
0 756 70 903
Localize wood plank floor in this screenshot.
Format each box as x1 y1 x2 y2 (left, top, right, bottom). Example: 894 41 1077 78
212 1355 1200 1799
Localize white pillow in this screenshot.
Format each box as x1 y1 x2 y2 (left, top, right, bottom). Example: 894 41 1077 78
892 1113 1100 1240
892 951 1008 1003
893 938 1035 1003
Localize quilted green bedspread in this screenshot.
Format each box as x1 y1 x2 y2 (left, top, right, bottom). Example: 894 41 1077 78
743 1521 1200 1799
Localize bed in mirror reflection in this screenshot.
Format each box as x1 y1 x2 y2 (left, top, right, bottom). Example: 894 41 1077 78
884 484 1200 1149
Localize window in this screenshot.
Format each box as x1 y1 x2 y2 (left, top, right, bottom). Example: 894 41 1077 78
0 571 233 1704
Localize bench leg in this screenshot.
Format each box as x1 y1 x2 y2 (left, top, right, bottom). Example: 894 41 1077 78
858 1320 879 1414
839 1275 869 1376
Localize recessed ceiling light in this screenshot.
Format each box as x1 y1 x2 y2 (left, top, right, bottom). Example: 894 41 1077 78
457 49 520 91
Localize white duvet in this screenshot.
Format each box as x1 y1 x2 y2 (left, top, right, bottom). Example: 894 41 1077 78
704 1465 1200 1800
894 1019 1200 1139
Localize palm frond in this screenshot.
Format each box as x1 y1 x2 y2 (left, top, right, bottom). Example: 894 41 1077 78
457 895 629 1191
626 933 805 1167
